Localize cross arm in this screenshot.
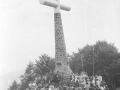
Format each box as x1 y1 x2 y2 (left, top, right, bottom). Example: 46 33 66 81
39 0 71 11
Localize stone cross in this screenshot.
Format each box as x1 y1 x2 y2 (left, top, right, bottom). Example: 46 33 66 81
39 0 72 82
39 0 71 12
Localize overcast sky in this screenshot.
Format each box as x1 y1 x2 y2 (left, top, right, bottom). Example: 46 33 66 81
0 0 120 76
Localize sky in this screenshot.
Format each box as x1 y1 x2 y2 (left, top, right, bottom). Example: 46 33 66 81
0 0 120 76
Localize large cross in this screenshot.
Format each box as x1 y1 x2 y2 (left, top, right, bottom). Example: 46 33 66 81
39 0 72 82
39 0 71 12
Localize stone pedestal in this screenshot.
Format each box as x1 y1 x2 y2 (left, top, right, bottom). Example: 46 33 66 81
54 13 72 83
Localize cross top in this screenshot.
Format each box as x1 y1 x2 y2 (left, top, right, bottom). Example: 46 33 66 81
39 0 71 13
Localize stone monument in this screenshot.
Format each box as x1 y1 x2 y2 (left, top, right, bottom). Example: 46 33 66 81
39 0 72 83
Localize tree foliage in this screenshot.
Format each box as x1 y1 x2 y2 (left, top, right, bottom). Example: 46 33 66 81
70 40 120 90
35 54 55 76
19 61 35 90
8 80 18 90
18 54 55 90
10 40 120 90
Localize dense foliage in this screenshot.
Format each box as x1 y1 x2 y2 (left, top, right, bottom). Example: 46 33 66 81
8 41 120 90
70 41 120 90
8 80 19 90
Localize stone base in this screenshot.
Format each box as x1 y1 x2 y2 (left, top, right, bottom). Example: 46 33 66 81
54 62 72 84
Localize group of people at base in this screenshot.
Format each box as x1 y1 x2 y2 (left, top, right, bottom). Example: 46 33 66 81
26 71 109 90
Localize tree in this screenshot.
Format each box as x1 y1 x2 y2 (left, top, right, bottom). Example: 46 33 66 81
70 40 120 90
35 54 55 76
8 80 18 90
19 61 35 90
19 54 55 90
70 44 94 75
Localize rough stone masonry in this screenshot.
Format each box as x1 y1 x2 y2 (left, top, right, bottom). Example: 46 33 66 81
54 12 72 81
40 0 72 83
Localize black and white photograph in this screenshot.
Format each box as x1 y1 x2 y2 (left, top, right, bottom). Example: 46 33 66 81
0 0 120 90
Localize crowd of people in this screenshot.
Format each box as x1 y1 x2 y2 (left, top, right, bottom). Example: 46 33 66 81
26 72 109 90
